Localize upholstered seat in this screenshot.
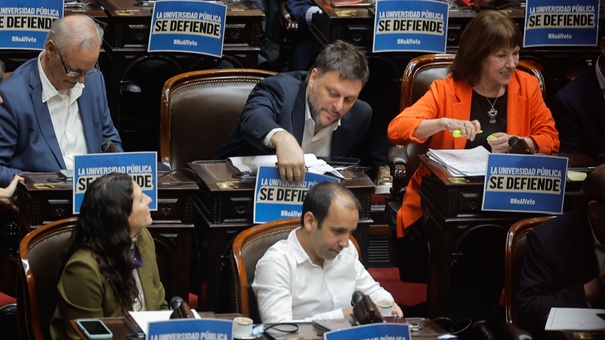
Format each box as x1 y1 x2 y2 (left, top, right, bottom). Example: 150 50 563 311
160 68 276 170
18 217 77 340
501 216 554 339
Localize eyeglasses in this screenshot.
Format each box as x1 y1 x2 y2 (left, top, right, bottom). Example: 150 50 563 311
56 48 100 78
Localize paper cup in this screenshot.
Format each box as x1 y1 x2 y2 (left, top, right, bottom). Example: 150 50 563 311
375 299 394 317
233 316 253 338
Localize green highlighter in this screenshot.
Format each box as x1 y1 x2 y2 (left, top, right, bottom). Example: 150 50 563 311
452 130 497 141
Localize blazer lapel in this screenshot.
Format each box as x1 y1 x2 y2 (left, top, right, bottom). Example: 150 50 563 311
29 65 66 168
291 82 307 144
78 91 95 153
505 72 529 134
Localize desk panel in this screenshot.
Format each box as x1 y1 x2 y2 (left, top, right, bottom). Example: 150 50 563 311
418 155 587 318
188 160 375 312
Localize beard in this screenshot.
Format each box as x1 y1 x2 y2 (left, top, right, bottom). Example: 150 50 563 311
308 86 338 129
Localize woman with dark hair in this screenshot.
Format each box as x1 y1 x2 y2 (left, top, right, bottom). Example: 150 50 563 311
50 173 168 339
387 9 559 331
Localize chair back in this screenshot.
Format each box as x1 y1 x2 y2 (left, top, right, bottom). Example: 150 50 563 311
160 68 276 169
504 216 554 324
18 217 77 340
231 218 360 323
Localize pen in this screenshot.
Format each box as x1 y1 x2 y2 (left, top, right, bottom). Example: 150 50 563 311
452 129 482 137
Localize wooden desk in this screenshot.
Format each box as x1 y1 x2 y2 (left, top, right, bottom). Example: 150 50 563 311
188 160 375 311
0 171 197 300
71 315 447 339
418 154 588 318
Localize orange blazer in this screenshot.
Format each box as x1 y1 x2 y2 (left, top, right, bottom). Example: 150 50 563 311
387 70 559 237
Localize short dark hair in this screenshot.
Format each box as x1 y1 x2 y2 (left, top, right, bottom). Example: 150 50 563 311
450 10 522 86
301 181 361 228
309 40 370 86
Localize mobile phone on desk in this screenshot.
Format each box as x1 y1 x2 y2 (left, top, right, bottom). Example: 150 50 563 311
76 319 113 339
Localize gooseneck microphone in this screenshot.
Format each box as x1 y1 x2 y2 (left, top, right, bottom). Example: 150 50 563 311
349 291 383 325
170 296 195 319
351 291 364 306
508 136 533 155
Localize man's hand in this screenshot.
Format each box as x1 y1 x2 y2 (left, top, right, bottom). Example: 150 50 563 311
585 266 605 305
342 306 353 319
271 131 306 184
391 302 404 317
0 175 23 206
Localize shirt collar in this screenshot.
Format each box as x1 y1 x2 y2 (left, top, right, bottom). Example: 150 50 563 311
38 51 85 104
289 227 339 267
304 90 342 131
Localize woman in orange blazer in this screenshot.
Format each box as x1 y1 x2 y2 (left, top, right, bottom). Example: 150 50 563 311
388 10 559 239
387 10 559 326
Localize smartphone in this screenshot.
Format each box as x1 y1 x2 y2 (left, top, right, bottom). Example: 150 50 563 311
76 319 113 339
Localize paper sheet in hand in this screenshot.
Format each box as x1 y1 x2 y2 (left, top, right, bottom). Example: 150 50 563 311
227 154 344 179
427 146 490 177
545 308 605 331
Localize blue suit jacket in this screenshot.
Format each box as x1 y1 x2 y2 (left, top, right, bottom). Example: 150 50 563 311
550 68 605 154
517 206 598 336
0 57 123 186
215 71 372 160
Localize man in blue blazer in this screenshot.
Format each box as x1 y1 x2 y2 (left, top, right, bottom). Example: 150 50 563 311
215 41 372 184
517 165 605 337
550 27 605 155
0 14 122 187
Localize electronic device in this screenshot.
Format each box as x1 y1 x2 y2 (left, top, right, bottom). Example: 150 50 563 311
125 314 145 339
76 319 113 339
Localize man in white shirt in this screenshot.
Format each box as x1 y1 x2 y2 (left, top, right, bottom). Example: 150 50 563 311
252 181 403 323
0 14 122 186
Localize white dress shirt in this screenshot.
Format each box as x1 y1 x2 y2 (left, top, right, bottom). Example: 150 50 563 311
252 228 395 323
263 90 340 158
38 53 87 169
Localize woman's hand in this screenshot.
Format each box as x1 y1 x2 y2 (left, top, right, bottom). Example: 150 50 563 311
441 118 481 141
488 132 513 153
414 118 481 140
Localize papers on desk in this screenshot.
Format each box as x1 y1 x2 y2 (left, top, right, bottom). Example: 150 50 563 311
227 154 344 179
545 308 605 331
427 146 490 177
129 310 202 335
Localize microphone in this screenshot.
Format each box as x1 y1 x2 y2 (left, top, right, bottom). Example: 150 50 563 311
508 136 533 155
349 291 383 325
351 291 364 306
169 296 194 319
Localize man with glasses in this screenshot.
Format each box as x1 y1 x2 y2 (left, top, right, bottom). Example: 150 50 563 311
0 14 122 186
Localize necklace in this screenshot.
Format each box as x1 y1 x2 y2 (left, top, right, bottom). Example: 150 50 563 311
478 85 501 124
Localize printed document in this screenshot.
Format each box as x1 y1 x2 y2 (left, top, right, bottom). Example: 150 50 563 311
427 146 490 177
545 308 605 331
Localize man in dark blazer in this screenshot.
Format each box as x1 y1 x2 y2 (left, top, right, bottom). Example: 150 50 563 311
215 41 372 184
550 25 605 155
0 14 122 187
517 164 605 337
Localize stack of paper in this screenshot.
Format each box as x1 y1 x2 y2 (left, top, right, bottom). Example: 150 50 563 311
226 154 344 179
427 146 490 177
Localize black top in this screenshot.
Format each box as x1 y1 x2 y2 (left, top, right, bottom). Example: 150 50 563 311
466 89 508 151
